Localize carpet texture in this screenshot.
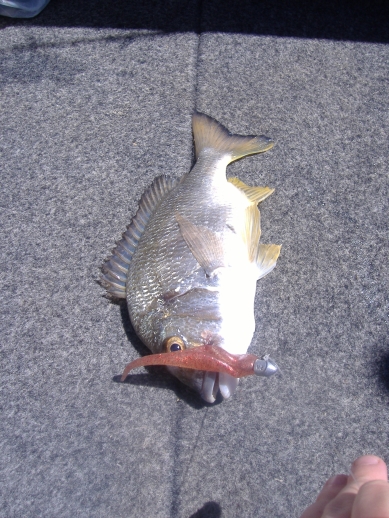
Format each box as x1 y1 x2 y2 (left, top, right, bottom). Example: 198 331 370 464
1 1 388 517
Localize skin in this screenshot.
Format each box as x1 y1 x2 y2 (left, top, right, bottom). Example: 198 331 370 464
300 456 389 518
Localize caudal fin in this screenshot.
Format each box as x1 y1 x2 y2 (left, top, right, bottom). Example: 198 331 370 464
192 112 274 163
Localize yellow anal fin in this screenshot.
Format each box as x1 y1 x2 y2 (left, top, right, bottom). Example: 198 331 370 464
228 177 274 204
243 204 262 262
176 213 227 276
256 244 281 280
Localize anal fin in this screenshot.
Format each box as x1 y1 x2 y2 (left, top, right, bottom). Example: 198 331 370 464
256 243 281 279
243 204 261 262
228 177 274 204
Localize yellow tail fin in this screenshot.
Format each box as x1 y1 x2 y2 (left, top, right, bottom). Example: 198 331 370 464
192 112 274 163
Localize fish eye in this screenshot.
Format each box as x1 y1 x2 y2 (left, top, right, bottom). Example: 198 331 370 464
164 336 185 353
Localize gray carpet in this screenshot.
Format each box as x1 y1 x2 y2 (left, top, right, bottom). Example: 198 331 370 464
1 1 388 517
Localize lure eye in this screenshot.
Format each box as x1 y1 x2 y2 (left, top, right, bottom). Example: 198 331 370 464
164 336 185 353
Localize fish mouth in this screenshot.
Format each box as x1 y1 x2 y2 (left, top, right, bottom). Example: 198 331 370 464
200 371 239 403
120 344 280 403
120 344 257 402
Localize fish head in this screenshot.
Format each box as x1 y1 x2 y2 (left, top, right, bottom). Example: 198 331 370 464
162 330 222 403
136 316 253 403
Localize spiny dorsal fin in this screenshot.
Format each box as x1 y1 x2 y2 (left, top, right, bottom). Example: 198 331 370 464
228 177 275 204
175 212 227 276
101 176 179 298
256 244 281 280
192 112 274 163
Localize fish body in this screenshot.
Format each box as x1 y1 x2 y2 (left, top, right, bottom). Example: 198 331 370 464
102 113 281 403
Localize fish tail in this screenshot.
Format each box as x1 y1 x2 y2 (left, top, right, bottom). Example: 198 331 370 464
192 112 274 162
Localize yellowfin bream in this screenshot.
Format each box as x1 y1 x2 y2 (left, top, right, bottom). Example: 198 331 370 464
102 113 281 403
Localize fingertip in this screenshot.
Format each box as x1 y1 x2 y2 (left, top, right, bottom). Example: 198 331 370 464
350 456 388 484
323 474 348 492
353 455 382 467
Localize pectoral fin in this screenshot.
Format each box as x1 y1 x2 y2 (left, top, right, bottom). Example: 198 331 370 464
256 244 281 279
176 213 226 276
228 177 274 204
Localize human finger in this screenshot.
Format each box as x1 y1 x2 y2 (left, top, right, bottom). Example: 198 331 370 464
352 480 389 518
349 456 388 486
322 456 388 518
299 475 348 518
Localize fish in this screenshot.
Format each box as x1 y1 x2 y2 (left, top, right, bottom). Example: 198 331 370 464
101 112 281 403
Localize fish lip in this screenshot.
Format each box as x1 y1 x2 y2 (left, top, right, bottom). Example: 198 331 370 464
120 344 255 401
201 371 219 403
200 370 240 403
166 365 204 395
122 347 281 401
168 365 227 404
167 365 219 403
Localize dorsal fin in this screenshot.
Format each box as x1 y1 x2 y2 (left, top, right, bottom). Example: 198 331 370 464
192 112 274 162
101 175 179 298
228 177 274 204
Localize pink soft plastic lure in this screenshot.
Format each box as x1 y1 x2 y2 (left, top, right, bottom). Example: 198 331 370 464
121 344 279 382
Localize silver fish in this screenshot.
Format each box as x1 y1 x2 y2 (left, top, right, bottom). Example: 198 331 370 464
102 113 281 403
